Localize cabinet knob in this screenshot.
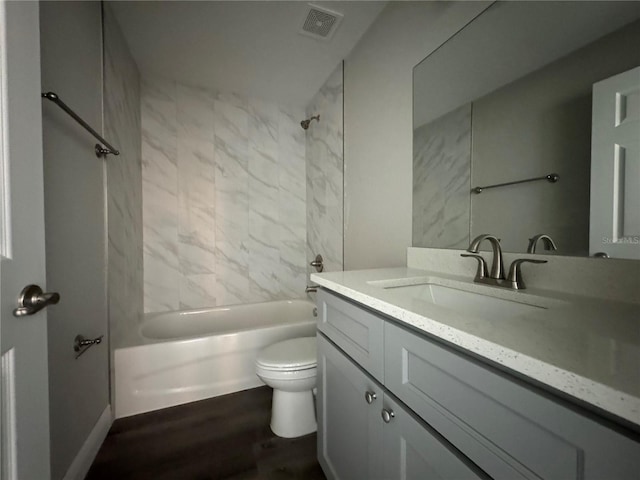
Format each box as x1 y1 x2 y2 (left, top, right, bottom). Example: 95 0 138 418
365 391 377 404
381 409 395 423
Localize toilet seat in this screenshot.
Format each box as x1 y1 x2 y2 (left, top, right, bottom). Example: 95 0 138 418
255 365 317 382
256 337 316 371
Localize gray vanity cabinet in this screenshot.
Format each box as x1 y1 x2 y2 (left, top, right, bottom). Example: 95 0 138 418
317 333 383 479
317 289 640 480
318 333 486 480
316 290 486 480
385 321 640 479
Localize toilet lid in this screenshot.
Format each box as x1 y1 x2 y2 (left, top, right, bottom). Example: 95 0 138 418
256 337 317 370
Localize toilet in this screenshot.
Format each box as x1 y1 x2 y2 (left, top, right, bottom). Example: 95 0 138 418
255 336 317 438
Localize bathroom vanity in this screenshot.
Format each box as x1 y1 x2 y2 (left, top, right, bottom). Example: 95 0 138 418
312 268 640 480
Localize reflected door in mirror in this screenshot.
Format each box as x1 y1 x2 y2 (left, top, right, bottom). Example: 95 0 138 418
589 66 640 259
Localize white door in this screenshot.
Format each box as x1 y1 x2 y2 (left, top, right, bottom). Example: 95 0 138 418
590 66 640 259
0 2 51 479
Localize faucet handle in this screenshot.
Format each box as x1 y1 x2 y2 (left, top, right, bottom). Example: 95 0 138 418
461 254 488 281
507 259 547 290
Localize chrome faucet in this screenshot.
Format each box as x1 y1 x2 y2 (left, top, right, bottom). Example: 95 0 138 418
462 234 547 290
465 234 504 281
527 234 558 254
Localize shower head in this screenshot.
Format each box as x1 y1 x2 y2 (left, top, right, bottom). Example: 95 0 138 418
301 114 320 130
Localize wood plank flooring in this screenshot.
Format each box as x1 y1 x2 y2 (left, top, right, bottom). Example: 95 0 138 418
86 387 326 480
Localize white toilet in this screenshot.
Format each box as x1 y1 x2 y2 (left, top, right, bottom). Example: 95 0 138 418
255 336 317 438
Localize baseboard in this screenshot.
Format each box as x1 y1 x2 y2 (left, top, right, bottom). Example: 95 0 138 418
62 404 113 480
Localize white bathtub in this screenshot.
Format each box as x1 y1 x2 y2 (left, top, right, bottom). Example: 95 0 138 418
114 299 317 418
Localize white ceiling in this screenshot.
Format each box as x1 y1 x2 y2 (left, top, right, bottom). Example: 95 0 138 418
109 1 386 108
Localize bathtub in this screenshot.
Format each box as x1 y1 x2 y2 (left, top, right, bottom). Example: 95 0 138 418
114 299 317 418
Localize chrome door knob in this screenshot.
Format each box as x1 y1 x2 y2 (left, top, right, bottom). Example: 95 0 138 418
365 391 377 404
13 284 60 317
381 409 395 423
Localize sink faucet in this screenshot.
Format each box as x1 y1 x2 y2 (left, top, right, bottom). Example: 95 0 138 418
462 234 547 290
527 234 558 254
466 234 504 281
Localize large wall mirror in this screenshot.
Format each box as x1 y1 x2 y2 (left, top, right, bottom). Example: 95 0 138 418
413 1 640 259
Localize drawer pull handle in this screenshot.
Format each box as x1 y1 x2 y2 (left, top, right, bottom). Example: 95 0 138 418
381 409 395 423
365 391 377 404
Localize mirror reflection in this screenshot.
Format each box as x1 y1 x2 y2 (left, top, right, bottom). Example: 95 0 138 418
412 1 640 258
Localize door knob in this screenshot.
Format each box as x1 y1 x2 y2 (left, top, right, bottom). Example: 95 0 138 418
13 284 60 317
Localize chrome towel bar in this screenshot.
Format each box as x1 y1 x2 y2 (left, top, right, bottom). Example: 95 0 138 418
472 173 559 194
41 91 120 158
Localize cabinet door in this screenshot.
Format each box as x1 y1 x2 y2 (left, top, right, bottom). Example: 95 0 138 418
382 394 487 480
317 334 383 480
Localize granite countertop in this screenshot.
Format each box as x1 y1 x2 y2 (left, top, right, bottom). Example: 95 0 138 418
311 267 640 429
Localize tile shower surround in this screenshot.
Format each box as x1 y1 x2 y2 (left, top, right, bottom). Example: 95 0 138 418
141 77 309 312
104 5 144 348
306 63 344 274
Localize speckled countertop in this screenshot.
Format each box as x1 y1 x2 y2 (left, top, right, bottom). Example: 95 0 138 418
311 267 640 429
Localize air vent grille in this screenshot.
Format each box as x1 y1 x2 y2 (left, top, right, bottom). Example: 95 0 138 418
299 5 343 41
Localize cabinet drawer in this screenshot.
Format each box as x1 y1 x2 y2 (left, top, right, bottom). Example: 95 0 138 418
317 289 384 382
385 321 640 480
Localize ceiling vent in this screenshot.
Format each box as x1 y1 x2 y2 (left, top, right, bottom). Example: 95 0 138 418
299 4 343 41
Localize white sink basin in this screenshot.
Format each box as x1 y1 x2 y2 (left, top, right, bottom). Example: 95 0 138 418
382 282 545 320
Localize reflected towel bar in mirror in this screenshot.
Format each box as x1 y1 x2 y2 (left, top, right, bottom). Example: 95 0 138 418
472 173 559 194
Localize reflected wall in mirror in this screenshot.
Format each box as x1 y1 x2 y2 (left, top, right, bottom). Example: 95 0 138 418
413 1 640 258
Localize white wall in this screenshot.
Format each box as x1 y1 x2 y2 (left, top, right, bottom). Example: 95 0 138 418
343 1 491 270
39 2 109 479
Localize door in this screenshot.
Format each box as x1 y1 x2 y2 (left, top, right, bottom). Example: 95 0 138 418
0 2 51 479
590 66 640 259
317 334 382 480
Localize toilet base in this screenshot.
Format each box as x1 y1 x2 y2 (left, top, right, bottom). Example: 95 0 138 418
270 389 317 438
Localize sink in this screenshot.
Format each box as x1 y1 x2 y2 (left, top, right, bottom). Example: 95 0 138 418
381 282 545 320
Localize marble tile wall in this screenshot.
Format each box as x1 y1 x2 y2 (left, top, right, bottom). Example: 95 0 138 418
104 5 144 349
412 104 471 249
306 62 344 274
141 77 307 312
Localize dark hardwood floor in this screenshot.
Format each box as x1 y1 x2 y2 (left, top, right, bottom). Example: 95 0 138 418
86 387 326 480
